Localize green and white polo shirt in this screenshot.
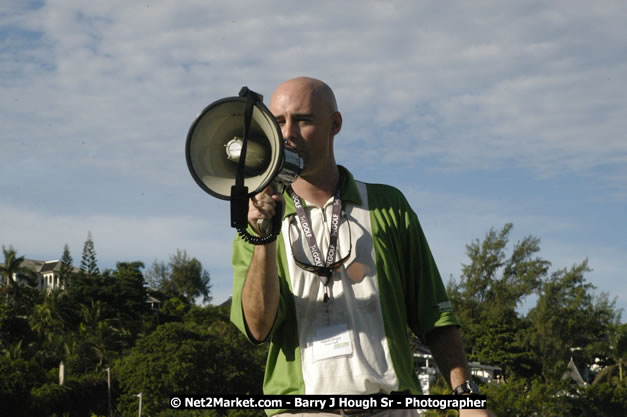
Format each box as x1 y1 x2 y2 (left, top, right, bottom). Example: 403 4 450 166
231 166 458 413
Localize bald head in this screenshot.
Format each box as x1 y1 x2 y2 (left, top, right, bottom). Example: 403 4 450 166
271 76 338 114
268 77 342 188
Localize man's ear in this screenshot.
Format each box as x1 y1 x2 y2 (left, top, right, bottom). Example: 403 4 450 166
331 112 342 135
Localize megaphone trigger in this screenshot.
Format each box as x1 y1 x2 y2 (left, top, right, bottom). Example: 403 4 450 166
255 183 286 237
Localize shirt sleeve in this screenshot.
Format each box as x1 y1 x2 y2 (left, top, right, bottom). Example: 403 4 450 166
367 183 459 341
402 205 459 339
229 233 260 342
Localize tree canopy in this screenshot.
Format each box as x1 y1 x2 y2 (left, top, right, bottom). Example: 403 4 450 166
447 223 625 415
80 231 100 277
146 249 213 304
1 224 624 416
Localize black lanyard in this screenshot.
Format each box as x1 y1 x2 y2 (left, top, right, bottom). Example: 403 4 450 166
289 187 343 288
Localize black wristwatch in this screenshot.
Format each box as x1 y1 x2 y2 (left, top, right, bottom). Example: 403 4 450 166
452 380 480 395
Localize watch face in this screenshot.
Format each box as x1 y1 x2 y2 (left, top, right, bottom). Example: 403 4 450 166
467 380 480 393
454 380 480 395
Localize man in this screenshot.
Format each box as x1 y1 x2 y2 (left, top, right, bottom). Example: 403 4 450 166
231 77 494 416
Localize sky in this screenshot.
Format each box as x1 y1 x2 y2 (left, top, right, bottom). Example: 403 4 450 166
1 0 625 319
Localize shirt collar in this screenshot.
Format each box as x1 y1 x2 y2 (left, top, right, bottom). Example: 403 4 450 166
283 165 362 218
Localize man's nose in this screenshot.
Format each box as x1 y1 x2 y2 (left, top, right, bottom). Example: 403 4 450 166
281 120 297 145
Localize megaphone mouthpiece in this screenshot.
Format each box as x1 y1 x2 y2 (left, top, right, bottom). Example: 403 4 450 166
225 137 269 170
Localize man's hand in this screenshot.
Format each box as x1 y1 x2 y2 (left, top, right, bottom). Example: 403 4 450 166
425 326 497 417
248 185 284 235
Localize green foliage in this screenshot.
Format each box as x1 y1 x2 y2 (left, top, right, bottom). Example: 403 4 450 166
66 261 147 328
80 231 100 277
468 318 537 379
574 380 627 416
30 371 112 417
592 322 627 385
1 245 25 291
483 377 563 416
59 243 75 287
484 376 627 417
156 295 192 324
447 223 550 377
454 223 549 312
0 355 46 417
1 245 39 305
448 223 625 415
1 303 36 354
116 310 265 416
526 260 621 380
146 249 212 304
1 227 623 417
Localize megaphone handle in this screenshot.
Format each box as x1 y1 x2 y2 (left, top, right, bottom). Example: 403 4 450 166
257 218 272 236
256 199 282 236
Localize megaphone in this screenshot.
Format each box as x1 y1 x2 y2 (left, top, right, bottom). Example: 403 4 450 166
186 87 302 244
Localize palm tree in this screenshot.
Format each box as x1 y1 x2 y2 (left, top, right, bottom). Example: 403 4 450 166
2 340 24 360
593 322 627 385
30 289 70 342
79 300 120 370
0 246 27 304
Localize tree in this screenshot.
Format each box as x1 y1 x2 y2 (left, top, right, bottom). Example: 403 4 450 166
605 322 627 383
60 261 149 372
447 223 549 377
146 250 212 304
145 258 169 291
0 303 37 358
0 355 46 417
59 244 74 287
450 223 550 315
1 246 37 304
116 322 223 415
117 308 264 416
80 232 99 277
108 261 148 340
526 260 621 380
29 289 72 367
1 246 24 292
78 300 119 371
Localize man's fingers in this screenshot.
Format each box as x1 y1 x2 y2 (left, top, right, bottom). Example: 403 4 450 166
248 191 278 236
247 186 285 235
250 194 276 217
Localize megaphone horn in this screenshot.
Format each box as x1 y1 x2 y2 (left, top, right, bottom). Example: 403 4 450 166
185 87 302 244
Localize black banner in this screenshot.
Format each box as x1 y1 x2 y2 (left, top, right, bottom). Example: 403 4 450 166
169 394 487 410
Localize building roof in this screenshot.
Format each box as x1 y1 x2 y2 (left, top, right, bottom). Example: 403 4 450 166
6 258 79 275
218 296 232 308
563 357 587 386
146 295 162 304
19 258 45 272
40 260 61 273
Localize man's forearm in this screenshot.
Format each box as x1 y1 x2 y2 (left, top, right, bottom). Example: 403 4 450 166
241 241 280 342
426 325 472 389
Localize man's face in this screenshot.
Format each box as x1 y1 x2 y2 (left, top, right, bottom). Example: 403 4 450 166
269 80 339 179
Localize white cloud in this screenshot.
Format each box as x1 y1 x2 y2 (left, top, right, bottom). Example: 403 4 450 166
3 1 626 186
2 0 626 311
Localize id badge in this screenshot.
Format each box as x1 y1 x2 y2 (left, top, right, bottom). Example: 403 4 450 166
312 323 353 362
